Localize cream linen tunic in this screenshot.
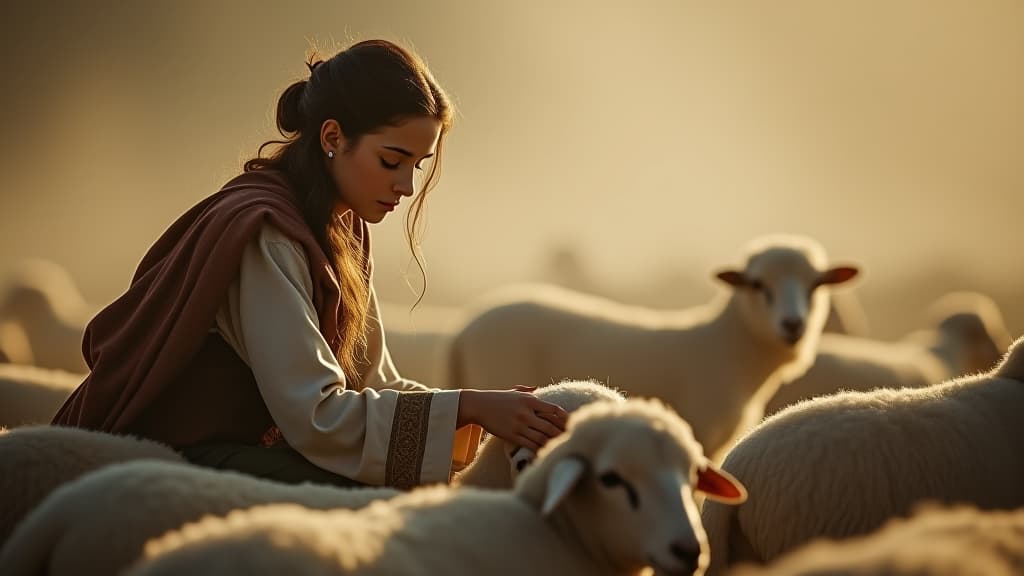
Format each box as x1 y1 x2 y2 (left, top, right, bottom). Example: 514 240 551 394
213 223 465 487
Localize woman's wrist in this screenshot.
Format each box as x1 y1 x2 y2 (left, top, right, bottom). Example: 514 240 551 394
456 389 480 428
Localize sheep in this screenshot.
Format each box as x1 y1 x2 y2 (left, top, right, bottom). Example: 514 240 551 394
0 320 33 365
730 505 1024 576
455 379 626 488
764 290 1012 415
449 234 859 460
0 379 625 576
379 301 463 390
126 398 748 576
0 259 93 373
0 425 184 546
822 289 870 337
0 364 82 428
701 335 1024 574
383 327 453 390
0 460 401 576
909 291 1012 377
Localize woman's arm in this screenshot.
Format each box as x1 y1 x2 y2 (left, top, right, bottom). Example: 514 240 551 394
217 224 461 487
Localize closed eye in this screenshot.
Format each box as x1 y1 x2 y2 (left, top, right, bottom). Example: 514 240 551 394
380 157 400 170
598 471 639 509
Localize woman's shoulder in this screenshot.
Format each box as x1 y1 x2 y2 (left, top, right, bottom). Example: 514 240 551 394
218 169 295 199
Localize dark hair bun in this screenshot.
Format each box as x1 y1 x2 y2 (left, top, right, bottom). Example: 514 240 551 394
276 79 308 134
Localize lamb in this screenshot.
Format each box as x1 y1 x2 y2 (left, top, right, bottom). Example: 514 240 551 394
0 364 82 428
126 398 748 576
0 425 183 546
822 289 870 337
0 460 401 576
379 302 462 390
449 234 859 459
0 379 626 576
384 327 453 390
764 290 1012 415
455 379 626 488
0 259 93 373
730 505 1024 576
701 335 1024 574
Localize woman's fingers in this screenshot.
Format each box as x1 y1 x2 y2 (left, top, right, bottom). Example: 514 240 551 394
531 401 569 426
515 433 543 453
530 416 563 440
535 409 568 431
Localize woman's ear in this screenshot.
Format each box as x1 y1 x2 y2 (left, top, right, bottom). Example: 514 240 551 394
320 119 346 156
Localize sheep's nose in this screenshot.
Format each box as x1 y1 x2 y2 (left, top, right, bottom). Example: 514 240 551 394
781 317 805 340
669 540 701 574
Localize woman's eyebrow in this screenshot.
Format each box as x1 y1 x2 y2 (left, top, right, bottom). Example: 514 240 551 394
382 145 434 159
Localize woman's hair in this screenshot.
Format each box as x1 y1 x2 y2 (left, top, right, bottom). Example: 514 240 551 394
245 39 454 382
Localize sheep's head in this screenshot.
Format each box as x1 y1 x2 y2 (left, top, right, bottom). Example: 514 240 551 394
516 398 746 576
506 380 627 481
716 235 858 351
928 292 1011 375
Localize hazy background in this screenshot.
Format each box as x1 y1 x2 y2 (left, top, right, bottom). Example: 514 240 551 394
2 0 1021 339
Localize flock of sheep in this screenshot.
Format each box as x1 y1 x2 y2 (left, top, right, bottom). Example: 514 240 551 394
0 234 1020 575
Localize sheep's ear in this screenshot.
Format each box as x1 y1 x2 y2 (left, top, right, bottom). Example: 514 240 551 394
541 457 587 516
817 266 859 286
696 465 748 505
715 270 748 287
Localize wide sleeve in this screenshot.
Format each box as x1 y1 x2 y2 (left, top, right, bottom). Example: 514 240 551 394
222 224 462 487
361 285 485 468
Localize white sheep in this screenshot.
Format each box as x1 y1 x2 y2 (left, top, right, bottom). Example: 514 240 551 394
822 289 870 337
701 335 1024 574
909 291 1012 377
379 301 463 390
0 379 625 576
0 320 33 365
449 234 859 460
0 460 401 576
764 290 1012 415
0 425 183 546
0 364 82 429
126 398 748 576
383 327 453 390
730 505 1024 576
455 379 626 488
0 259 93 373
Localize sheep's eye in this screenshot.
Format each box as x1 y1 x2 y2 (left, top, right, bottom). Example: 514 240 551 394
748 280 773 304
598 471 639 509
515 459 528 472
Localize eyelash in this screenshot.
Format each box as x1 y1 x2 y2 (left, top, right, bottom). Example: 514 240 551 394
380 158 425 171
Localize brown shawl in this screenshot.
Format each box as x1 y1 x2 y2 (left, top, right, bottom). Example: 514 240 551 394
53 170 361 434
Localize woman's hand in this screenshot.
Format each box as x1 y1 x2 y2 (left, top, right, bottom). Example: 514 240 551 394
457 386 570 452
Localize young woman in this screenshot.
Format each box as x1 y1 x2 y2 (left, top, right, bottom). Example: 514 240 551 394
53 39 568 489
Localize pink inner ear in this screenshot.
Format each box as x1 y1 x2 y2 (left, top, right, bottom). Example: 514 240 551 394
696 467 744 501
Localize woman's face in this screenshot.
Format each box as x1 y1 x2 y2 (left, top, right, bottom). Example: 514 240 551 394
326 116 442 224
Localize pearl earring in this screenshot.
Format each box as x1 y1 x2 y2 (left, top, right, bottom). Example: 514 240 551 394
327 150 335 159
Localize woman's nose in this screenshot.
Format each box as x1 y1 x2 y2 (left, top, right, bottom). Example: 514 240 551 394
394 175 415 197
